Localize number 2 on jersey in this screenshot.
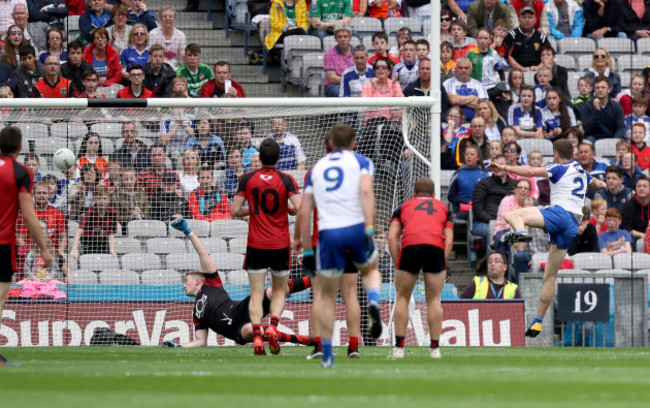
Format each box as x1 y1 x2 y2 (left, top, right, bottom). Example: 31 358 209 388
323 167 344 191
571 177 584 199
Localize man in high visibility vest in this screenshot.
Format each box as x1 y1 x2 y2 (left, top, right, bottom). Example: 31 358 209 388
461 252 522 299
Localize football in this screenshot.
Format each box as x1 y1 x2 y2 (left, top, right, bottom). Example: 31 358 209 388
53 148 76 171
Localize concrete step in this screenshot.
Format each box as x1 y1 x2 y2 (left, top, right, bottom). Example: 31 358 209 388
175 19 214 30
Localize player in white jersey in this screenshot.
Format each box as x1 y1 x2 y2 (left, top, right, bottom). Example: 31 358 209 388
297 123 383 368
488 139 606 338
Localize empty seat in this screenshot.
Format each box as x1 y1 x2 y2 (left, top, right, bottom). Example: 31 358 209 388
211 252 245 270
227 269 249 285
146 238 187 254
121 253 161 271
79 254 121 271
15 123 49 142
616 55 650 73
572 252 613 271
73 137 115 156
577 54 593 72
612 252 650 270
554 54 576 71
518 139 554 156
351 17 383 38
189 237 228 253
35 137 68 156
597 38 635 58
422 18 431 36
114 238 142 254
50 122 89 139
127 220 168 238
529 252 550 274
523 70 536 86
283 35 322 84
302 53 325 97
559 37 596 57
166 253 201 271
99 269 140 284
168 219 209 238
636 38 650 55
70 269 98 284
594 138 620 157
211 219 249 238
141 269 182 285
567 71 582 99
90 122 122 138
228 237 247 254
384 17 421 35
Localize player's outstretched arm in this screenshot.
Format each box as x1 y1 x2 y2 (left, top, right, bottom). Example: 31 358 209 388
230 195 249 218
171 218 216 273
182 329 207 347
388 220 402 267
487 162 547 178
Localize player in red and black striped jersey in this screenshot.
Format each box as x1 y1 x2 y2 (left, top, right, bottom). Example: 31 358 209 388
387 178 453 360
231 138 301 355
0 127 51 366
162 218 312 348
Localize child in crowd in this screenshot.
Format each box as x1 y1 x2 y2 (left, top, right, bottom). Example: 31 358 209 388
483 140 503 169
598 208 632 257
528 150 550 205
570 76 593 123
71 184 118 259
631 123 650 171
590 197 608 235
534 66 553 109
389 26 412 60
415 38 429 61
111 167 150 225
500 126 528 164
368 31 400 65
176 43 214 98
625 96 650 141
443 106 469 151
76 132 108 180
621 151 644 190
449 20 473 61
490 19 511 58
105 160 123 193
24 153 42 185
41 174 62 207
440 41 455 81
611 139 630 166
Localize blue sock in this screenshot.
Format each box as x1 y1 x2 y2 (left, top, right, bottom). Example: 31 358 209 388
321 338 333 357
532 315 543 324
517 229 527 235
367 288 380 306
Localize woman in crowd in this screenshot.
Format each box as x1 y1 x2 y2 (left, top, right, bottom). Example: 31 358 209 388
185 118 227 170
149 6 187 69
508 68 524 104
178 149 200 198
389 26 412 60
120 24 150 80
542 87 576 141
111 167 150 226
109 4 130 56
39 27 67 64
83 27 123 86
616 73 645 116
448 145 488 219
507 85 544 139
504 141 537 197
493 178 532 248
76 132 108 180
440 9 454 42
1 26 28 68
69 163 101 222
477 98 507 141
584 48 621 98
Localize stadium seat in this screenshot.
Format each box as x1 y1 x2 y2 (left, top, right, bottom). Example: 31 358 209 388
636 238 645 253
99 270 140 285
362 36 376 56
597 38 635 58
285 169 307 188
523 70 536 86
227 269 249 285
188 238 228 253
71 269 98 284
127 220 168 238
168 219 209 238
547 36 557 51
350 17 383 38
90 122 122 139
577 54 594 73
99 84 124 98
567 72 582 99
282 36 322 85
73 137 115 156
68 221 79 239
65 14 80 32
529 253 549 274
594 138 619 158
636 38 650 55
166 253 201 271
228 237 247 254
384 17 421 35
211 252 245 270
616 55 650 73
146 238 187 255
559 37 596 58
612 253 650 270
518 139 554 156
573 252 613 271
114 238 142 254
34 137 68 157
15 123 48 143
50 122 88 139
594 269 630 284
422 18 431 36
121 253 161 271
79 254 121 271
141 269 182 285
619 72 631 89
301 53 325 97
322 35 360 53
554 54 576 71
211 219 249 238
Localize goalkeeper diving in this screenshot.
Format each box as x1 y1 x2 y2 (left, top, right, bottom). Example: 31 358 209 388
162 218 314 349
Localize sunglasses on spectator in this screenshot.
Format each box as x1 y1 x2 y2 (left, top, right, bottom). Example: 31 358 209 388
504 147 518 153
441 17 451 22
133 32 146 36
593 54 607 59
374 65 389 70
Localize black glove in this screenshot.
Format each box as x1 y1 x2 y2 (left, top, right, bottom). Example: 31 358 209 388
302 250 316 278
364 227 376 259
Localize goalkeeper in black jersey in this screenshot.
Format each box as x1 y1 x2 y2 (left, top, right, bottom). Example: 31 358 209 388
162 218 313 350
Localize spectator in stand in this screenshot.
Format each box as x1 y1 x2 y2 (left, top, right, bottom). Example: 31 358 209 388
403 58 431 97
73 69 106 99
248 0 271 50
625 96 650 140
170 75 189 97
500 126 528 165
621 176 650 246
455 116 490 167
109 4 130 56
448 145 488 219
0 61 18 94
594 165 634 210
149 6 186 70
533 66 552 109
76 132 108 180
585 49 621 99
538 46 569 101
266 117 307 170
177 148 200 198
138 143 180 199
1 25 28 69
471 154 516 251
442 106 469 152
542 87 577 141
599 208 632 256
484 140 504 168
389 26 412 60
340 45 374 97
544 0 584 40
391 40 419 91
116 64 153 98
0 0 26 35
509 0 550 34
577 141 608 181
490 18 512 59
581 76 626 143
28 0 67 29
12 3 44 53
461 252 521 298
265 0 308 52
582 0 627 41
443 57 488 122
367 0 401 20
127 0 158 32
415 38 429 61
449 20 474 61
439 41 456 82
71 185 117 258
160 107 195 163
14 45 44 98
188 166 232 221
368 32 399 66
308 0 352 41
143 44 175 97
323 25 354 98
185 118 227 170
439 9 453 42
217 148 249 200
80 0 114 45
467 0 515 38
631 123 650 171
233 122 259 168
69 163 101 221
31 55 71 98
621 151 644 190
508 68 523 105
466 28 508 94
39 27 67 65
447 0 470 22
111 167 149 225
150 172 190 222
62 40 93 96
589 197 608 234
504 7 551 72
83 27 123 86
620 0 650 41
617 74 646 116
23 153 42 186
119 24 150 80
105 160 123 193
199 61 246 98
176 43 214 98
493 178 532 248
490 82 514 119
112 121 150 171
567 206 601 255
503 141 538 198
512 196 551 281
476 98 507 141
570 76 594 123
507 85 544 139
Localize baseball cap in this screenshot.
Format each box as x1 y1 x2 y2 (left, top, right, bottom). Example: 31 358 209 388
519 6 535 15
334 24 351 35
494 82 511 93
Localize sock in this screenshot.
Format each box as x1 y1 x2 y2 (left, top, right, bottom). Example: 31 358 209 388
395 336 405 348
430 339 439 349
348 336 359 352
288 276 311 293
367 288 380 306
314 336 322 351
252 323 262 339
321 338 333 357
517 229 526 235
270 316 280 329
532 315 544 324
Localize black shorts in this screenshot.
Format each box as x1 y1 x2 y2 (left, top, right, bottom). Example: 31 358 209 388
231 294 272 345
0 244 16 283
398 245 446 274
314 246 358 274
244 246 290 271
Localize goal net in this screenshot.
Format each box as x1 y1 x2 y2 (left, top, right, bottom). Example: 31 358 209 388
0 98 522 349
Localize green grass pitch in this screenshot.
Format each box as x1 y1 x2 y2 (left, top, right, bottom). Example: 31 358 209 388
2 347 650 407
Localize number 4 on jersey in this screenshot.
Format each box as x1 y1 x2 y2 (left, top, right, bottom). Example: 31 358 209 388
414 200 437 215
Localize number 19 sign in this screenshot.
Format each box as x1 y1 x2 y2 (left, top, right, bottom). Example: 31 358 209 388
556 284 610 322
